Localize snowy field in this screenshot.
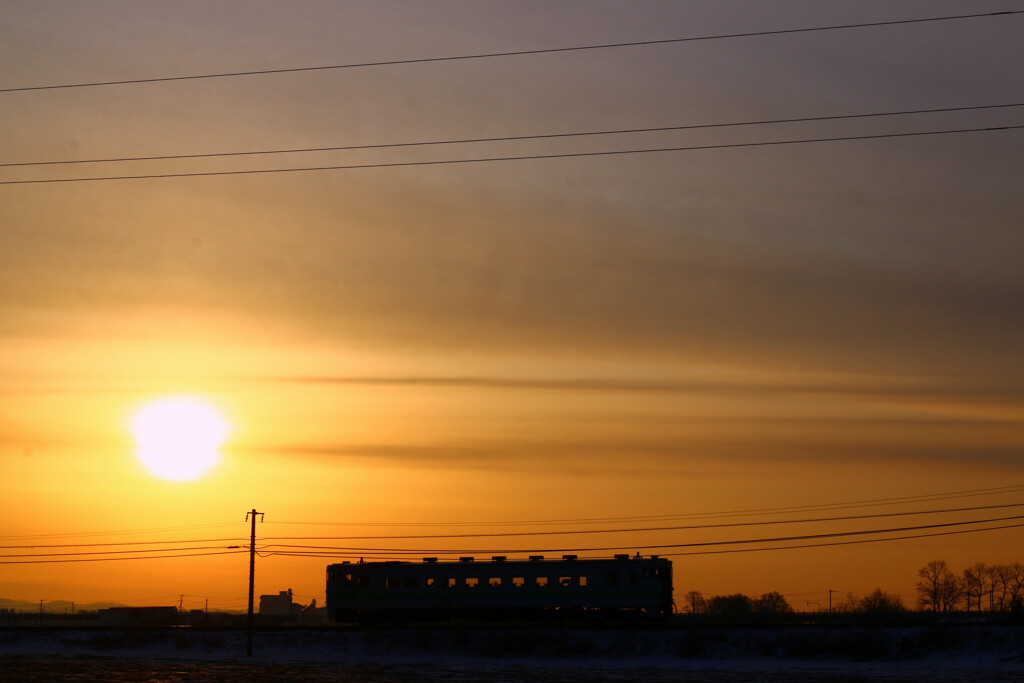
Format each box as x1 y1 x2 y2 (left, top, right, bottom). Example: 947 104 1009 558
2 626 1023 682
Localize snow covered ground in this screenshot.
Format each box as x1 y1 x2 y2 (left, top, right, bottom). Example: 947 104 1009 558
1 626 1022 681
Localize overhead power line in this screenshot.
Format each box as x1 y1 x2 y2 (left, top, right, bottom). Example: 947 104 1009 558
264 518 1024 560
3 483 1017 552
0 538 247 550
5 501 1022 550
18 522 1019 562
257 512 1024 556
2 483 1021 552
0 549 246 565
3 124 1020 186
667 521 1024 557
1 10 1018 93
4 102 1020 169
0 545 239 559
0 522 240 542
265 519 1024 560
6 510 1024 564
257 502 1024 541
267 482 1024 527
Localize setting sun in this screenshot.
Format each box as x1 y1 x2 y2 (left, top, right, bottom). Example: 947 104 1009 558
129 396 231 482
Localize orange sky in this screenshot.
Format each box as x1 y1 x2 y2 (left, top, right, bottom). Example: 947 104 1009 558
1 1 1023 611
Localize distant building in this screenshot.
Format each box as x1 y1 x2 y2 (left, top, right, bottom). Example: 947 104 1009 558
298 599 327 625
259 589 301 619
183 608 207 625
97 606 178 626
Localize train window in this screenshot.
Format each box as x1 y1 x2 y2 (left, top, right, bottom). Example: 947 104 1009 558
385 577 400 590
536 576 549 587
466 577 480 588
356 576 369 591
606 572 619 587
559 576 572 587
405 577 418 588
447 577 457 588
630 571 637 585
489 577 502 587
426 577 436 588
579 575 588 587
512 576 526 587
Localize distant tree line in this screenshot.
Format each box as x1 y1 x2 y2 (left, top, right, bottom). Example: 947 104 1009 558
684 588 904 616
683 560 1024 617
833 589 906 614
916 560 1024 612
684 590 791 616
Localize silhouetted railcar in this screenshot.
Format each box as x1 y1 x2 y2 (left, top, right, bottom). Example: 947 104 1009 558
326 554 672 623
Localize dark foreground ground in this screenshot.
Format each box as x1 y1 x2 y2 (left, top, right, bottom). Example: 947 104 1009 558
2 625 1023 682
5 657 1024 683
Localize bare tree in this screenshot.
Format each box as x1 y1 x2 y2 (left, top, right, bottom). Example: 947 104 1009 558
753 591 793 615
1005 562 1024 611
917 560 952 611
921 560 1024 613
961 563 987 612
983 564 998 612
940 571 962 612
857 588 905 614
837 593 860 614
685 590 706 614
991 564 1012 612
707 593 754 616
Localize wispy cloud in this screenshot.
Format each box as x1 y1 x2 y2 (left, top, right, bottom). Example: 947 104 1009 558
267 373 1024 402
257 431 1024 472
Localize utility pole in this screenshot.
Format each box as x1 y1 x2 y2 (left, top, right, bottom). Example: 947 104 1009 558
245 508 264 658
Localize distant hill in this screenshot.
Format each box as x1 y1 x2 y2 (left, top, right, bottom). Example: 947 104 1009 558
0 598 130 613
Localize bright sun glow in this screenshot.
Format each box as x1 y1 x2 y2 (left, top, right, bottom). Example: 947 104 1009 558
129 396 231 482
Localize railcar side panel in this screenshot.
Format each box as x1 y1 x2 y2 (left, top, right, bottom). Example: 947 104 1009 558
326 556 673 622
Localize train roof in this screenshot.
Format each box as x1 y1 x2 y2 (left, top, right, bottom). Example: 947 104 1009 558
329 554 669 567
